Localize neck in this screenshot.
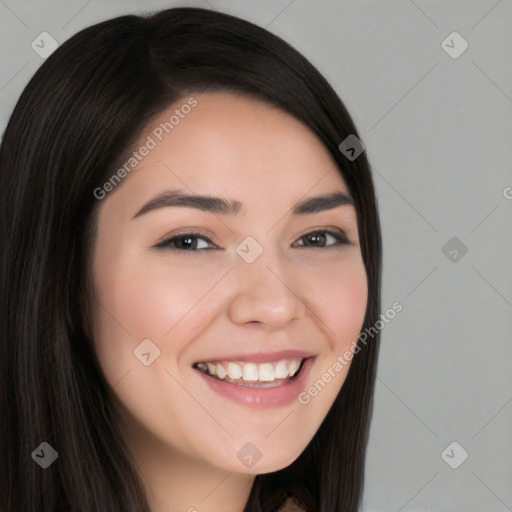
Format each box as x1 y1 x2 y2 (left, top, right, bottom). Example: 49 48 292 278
119 410 255 512
145 451 254 512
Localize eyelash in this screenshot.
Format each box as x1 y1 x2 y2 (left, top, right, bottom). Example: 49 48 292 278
154 229 351 254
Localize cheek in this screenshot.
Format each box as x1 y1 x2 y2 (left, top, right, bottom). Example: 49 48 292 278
90 254 228 368
304 255 368 351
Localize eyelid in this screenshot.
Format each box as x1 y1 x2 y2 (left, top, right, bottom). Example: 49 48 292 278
154 229 217 250
293 228 351 247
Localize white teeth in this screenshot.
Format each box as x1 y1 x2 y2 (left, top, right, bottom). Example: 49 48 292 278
274 360 288 379
196 357 305 383
227 362 242 380
288 359 299 376
258 363 275 382
216 363 227 380
242 363 258 381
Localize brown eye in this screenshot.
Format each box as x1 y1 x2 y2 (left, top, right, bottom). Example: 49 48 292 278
294 229 350 248
155 232 216 252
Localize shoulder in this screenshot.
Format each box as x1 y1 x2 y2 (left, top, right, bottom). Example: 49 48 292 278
275 494 307 512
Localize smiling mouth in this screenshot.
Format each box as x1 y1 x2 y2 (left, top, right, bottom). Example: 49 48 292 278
192 357 308 388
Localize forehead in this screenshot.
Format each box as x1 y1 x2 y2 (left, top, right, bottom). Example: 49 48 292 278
101 91 352 216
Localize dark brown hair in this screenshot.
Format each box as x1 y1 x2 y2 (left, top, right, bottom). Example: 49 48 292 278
0 7 382 511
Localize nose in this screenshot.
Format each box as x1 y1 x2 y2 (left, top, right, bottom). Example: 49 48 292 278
227 249 307 329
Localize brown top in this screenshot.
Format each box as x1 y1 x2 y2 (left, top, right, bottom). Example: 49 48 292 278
275 494 307 512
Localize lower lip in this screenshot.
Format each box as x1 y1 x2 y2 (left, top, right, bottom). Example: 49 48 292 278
195 357 315 407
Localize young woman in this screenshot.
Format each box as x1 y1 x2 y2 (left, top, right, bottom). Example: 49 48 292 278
0 7 382 512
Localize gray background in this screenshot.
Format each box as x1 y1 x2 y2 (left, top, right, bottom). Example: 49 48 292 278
1 1 511 511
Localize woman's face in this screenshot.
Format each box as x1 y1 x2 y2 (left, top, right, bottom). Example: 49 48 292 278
90 91 368 474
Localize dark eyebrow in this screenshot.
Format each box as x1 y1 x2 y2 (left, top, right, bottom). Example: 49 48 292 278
292 191 354 214
131 189 354 219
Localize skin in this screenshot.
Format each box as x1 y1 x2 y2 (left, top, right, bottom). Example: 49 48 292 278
89 91 368 512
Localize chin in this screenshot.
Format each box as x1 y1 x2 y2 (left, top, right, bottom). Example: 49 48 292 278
230 444 307 476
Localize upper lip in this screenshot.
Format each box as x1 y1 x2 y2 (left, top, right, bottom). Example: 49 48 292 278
194 350 315 364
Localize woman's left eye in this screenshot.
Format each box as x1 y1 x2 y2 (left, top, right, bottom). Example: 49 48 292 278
293 229 350 248
154 229 350 253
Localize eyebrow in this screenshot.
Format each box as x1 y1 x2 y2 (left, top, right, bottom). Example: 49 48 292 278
131 189 354 219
